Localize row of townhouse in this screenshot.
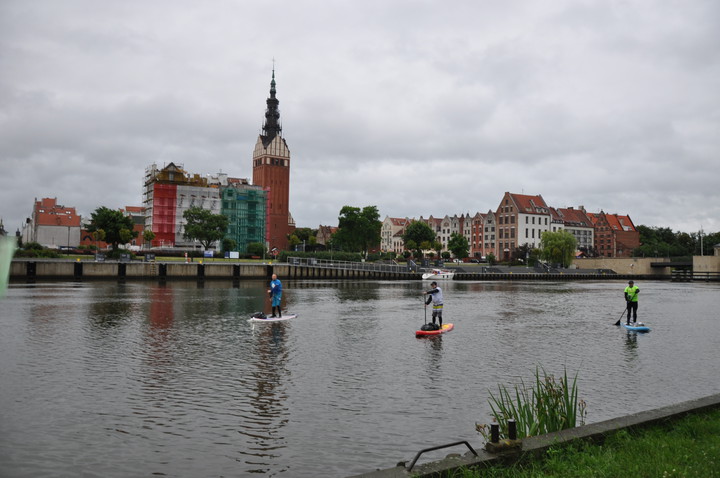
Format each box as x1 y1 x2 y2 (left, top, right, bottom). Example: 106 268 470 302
380 192 640 259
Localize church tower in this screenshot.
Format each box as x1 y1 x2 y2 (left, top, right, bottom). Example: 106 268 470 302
252 69 295 252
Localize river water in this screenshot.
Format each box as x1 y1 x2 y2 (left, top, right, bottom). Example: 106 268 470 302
1 279 719 477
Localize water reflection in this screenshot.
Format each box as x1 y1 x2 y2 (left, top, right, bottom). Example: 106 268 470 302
3 279 720 477
242 321 291 473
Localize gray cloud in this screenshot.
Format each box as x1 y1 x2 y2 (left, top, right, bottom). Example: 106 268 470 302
1 0 718 237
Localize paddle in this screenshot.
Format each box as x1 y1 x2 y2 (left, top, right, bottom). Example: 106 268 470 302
613 308 626 326
424 296 428 326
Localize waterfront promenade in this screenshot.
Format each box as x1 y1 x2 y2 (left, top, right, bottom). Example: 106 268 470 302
9 256 695 282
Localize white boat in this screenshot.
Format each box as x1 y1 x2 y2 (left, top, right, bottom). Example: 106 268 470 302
421 268 455 280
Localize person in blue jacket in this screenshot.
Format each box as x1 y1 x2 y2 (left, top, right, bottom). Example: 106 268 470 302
268 273 283 318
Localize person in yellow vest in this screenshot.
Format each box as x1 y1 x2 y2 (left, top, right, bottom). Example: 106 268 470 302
624 280 640 325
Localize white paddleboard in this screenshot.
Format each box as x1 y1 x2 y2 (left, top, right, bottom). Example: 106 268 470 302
249 314 297 322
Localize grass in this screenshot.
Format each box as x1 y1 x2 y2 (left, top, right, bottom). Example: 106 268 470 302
458 407 720 477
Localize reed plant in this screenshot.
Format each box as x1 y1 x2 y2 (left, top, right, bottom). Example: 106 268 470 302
476 366 587 441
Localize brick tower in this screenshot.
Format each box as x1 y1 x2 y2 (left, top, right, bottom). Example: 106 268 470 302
252 69 295 252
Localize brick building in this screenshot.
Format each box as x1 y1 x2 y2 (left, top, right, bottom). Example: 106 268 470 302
21 197 81 248
252 69 295 252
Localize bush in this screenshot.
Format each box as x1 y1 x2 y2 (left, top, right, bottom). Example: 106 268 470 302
14 246 61 258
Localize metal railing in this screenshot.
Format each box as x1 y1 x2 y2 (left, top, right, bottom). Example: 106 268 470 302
405 440 478 472
286 257 413 274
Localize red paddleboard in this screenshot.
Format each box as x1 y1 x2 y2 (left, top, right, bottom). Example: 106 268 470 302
415 323 454 337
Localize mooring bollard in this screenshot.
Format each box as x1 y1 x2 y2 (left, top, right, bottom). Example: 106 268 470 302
508 419 517 440
490 423 499 443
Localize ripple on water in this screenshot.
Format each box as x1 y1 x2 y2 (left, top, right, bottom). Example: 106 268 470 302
2 280 720 477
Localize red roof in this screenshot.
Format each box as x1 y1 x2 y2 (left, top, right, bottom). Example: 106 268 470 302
556 207 593 227
34 198 81 227
509 193 549 214
388 217 410 227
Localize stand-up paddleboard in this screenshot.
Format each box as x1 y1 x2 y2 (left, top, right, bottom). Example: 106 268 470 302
416 323 454 337
621 322 650 332
249 314 297 322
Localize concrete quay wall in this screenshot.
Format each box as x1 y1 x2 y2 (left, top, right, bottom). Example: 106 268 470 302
10 260 271 281
9 260 419 282
349 393 720 478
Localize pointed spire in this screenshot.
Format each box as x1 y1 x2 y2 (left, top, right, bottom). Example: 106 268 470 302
262 64 282 145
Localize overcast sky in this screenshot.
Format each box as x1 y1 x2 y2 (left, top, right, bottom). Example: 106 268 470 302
1 0 718 237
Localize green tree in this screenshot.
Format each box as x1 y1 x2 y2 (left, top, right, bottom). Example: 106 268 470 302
221 238 236 253
247 242 265 256
182 206 229 250
288 234 302 250
142 229 155 249
87 207 137 251
402 221 436 257
486 252 496 265
293 227 317 243
119 228 133 245
332 205 382 257
540 230 577 267
514 243 537 265
447 232 469 259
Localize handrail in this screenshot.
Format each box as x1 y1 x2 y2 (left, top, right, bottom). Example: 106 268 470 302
406 440 478 472
286 257 414 274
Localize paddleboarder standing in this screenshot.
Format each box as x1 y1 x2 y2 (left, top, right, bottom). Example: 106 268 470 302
268 274 283 318
624 280 639 325
423 281 444 328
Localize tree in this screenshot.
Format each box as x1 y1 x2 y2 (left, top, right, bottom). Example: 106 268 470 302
182 206 229 250
247 242 265 256
221 238 236 253
293 227 317 243
486 253 496 265
87 207 137 251
540 230 577 267
513 243 537 265
142 229 155 249
447 232 469 259
288 234 302 250
402 221 436 257
331 205 382 257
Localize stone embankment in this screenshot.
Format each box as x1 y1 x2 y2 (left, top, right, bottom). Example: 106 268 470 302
348 393 720 478
12 256 717 282
9 260 420 282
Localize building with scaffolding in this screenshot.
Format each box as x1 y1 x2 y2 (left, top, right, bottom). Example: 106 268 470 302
221 179 267 253
143 163 266 252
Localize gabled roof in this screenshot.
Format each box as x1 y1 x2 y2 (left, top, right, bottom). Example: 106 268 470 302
509 193 550 214
588 212 635 232
607 214 636 232
387 217 410 227
550 207 564 223
557 207 593 227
